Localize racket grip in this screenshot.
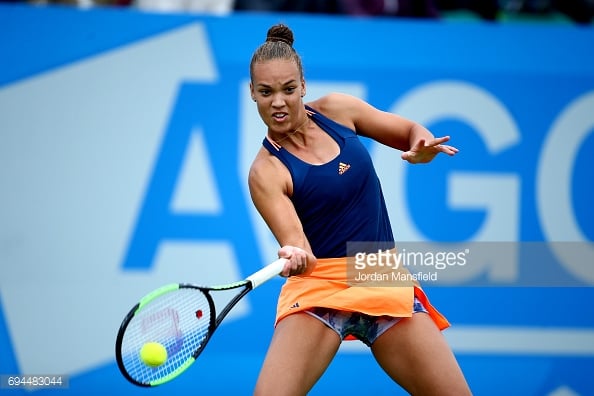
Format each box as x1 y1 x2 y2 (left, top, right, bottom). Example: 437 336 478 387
247 258 287 289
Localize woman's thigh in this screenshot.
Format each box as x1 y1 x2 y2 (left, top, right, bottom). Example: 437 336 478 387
254 312 342 396
371 313 472 396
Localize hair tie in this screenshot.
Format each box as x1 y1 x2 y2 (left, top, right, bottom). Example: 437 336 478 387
266 36 291 46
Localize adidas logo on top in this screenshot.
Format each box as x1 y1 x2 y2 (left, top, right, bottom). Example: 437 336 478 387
338 162 351 175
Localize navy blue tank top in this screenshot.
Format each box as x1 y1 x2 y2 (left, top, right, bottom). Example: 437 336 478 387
262 106 395 258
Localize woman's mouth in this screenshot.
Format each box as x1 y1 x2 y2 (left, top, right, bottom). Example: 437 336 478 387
272 112 288 122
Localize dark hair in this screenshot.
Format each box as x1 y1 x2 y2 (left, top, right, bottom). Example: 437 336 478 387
250 24 304 81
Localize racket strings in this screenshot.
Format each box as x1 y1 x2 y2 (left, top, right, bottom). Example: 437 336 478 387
120 288 212 385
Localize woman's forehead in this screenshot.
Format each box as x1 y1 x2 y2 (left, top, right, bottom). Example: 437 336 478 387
252 59 300 80
253 59 299 73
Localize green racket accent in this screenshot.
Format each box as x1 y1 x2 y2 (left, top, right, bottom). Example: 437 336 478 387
149 357 196 387
210 280 248 291
135 284 180 312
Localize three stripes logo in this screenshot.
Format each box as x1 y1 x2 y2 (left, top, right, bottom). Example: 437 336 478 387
338 162 351 175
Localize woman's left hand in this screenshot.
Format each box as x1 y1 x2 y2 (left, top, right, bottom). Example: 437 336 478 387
401 136 459 164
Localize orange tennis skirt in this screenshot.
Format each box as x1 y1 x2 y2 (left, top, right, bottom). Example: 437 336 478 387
276 256 450 332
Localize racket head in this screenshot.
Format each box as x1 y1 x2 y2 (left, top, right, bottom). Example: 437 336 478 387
115 283 216 387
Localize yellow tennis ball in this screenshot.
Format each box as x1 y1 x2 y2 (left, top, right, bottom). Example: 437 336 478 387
140 342 168 367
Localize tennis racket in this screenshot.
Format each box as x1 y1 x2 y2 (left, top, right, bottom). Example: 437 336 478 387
115 258 287 387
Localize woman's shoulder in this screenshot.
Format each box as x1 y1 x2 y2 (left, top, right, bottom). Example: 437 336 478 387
249 147 288 182
249 146 293 198
307 92 359 112
307 93 362 128
250 146 276 174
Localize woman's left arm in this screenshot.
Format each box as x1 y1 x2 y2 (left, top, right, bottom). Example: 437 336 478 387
317 93 458 164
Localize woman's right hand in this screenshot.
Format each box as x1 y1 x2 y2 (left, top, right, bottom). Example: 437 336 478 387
278 245 311 276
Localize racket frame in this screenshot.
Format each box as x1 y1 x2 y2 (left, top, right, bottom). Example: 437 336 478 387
115 258 286 386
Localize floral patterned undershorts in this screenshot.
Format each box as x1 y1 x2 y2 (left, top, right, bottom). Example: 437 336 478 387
305 297 428 347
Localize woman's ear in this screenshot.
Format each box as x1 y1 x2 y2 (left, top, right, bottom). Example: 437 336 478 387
250 82 256 101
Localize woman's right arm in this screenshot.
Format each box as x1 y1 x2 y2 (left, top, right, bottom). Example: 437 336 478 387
248 149 317 276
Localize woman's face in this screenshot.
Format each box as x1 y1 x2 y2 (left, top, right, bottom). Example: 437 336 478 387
250 59 306 134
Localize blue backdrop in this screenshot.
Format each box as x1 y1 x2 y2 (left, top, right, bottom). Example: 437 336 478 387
0 4 593 395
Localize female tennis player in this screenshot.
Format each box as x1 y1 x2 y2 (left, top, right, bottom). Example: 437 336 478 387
247 24 471 395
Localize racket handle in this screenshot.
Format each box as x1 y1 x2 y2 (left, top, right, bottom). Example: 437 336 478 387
247 258 287 289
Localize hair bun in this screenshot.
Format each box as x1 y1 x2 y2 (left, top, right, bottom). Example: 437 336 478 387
266 24 294 46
